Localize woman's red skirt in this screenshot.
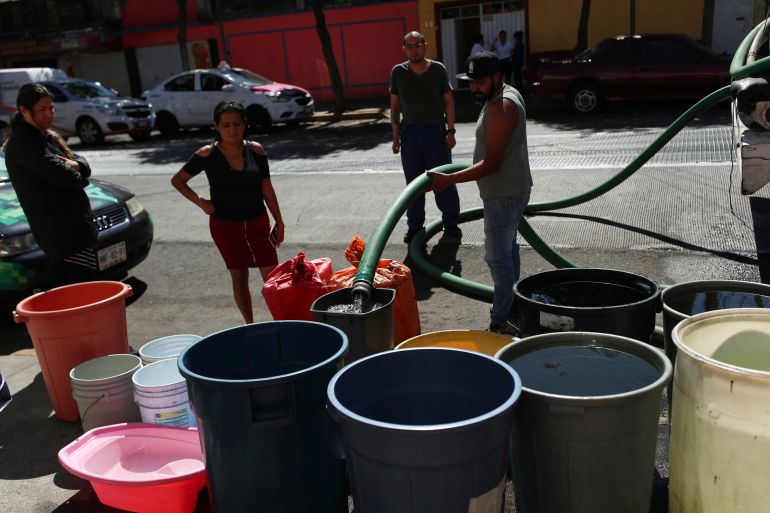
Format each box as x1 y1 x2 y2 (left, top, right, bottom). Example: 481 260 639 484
209 213 278 269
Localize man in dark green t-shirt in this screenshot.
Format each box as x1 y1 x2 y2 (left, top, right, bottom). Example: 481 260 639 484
390 31 461 243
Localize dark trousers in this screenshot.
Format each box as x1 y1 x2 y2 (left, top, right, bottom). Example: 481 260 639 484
400 123 460 229
500 58 512 85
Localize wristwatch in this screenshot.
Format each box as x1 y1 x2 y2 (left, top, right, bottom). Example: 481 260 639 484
447 128 456 134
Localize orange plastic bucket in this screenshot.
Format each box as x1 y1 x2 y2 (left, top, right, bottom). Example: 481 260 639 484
395 329 516 356
13 281 133 422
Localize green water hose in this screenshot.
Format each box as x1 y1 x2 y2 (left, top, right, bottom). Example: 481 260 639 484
351 23 770 345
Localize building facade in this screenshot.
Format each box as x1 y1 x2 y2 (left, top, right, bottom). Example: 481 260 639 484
0 0 762 101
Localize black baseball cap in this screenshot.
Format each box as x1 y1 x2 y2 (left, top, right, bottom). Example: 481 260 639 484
456 51 501 80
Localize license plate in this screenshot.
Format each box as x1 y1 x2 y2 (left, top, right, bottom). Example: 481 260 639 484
98 241 127 270
135 120 149 127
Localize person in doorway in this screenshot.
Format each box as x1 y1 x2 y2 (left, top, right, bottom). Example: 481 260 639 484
3 83 98 286
512 30 525 91
171 100 285 324
428 52 532 336
492 30 514 85
390 30 461 243
470 34 486 57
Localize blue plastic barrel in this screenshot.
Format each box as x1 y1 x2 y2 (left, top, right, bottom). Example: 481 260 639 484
178 321 348 513
327 347 521 513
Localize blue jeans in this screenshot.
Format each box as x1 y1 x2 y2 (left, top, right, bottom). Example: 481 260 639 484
484 194 530 324
400 123 460 229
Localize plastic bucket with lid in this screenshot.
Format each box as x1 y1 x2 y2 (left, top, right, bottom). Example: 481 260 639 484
395 329 515 355
669 308 770 513
13 281 132 422
69 354 142 432
138 334 202 365
178 321 348 513
496 331 671 513
327 347 521 513
133 359 195 428
513 268 661 344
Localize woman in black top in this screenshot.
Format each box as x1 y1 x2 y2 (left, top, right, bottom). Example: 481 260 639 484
3 83 97 284
171 101 285 323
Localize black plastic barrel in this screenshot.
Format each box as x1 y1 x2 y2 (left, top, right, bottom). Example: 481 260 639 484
513 268 661 344
327 348 521 513
310 287 395 363
496 332 672 513
178 321 348 513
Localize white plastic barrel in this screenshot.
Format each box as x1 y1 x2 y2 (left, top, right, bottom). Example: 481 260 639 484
669 308 770 513
138 334 202 365
69 354 142 432
132 359 195 427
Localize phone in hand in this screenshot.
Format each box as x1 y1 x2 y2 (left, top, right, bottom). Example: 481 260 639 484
269 225 280 247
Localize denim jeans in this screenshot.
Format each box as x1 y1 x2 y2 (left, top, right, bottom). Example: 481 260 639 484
400 123 460 229
483 194 530 324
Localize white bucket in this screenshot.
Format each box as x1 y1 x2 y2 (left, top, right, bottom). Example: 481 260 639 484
132 359 195 427
69 354 142 432
138 334 202 365
670 308 770 513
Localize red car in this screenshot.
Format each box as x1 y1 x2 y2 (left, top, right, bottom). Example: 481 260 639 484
530 34 730 114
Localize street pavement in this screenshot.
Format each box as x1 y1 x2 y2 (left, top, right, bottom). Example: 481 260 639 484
1 96 768 512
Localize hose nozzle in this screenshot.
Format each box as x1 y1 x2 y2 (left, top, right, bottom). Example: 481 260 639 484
351 280 372 303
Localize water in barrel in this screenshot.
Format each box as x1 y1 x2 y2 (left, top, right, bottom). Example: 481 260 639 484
506 345 660 396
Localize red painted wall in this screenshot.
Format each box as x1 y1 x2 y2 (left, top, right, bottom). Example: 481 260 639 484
121 2 418 100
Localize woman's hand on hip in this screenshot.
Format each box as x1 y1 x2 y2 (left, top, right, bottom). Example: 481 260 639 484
196 197 215 215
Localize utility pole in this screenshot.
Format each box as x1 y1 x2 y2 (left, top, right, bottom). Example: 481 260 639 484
177 0 191 70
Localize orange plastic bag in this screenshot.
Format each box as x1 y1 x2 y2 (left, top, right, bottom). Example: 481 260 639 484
262 252 333 320
329 237 420 343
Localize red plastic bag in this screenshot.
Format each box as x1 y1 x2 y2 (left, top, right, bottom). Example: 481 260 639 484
262 252 333 320
329 237 420 343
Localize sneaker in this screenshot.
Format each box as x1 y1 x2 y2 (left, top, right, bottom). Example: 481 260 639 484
403 227 421 243
489 320 521 337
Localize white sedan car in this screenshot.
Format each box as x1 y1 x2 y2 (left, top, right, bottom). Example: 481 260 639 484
142 64 315 134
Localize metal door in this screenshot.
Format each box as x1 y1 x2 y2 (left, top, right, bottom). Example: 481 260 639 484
439 1 526 89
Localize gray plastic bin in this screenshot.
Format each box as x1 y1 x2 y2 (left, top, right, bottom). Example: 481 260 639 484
496 332 671 513
311 287 395 363
178 321 348 513
328 347 521 513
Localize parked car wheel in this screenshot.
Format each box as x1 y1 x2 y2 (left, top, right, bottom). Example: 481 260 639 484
76 117 105 145
569 82 603 114
128 130 152 142
156 112 179 136
246 105 272 133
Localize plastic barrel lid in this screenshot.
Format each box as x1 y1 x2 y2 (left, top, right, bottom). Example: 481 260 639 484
139 334 202 361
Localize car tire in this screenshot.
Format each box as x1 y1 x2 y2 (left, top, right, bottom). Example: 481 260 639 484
569 82 603 114
76 117 105 145
156 112 179 137
129 130 152 142
246 105 272 133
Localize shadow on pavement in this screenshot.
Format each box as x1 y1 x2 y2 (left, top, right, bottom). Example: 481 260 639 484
530 212 763 267
407 232 462 301
0 373 82 480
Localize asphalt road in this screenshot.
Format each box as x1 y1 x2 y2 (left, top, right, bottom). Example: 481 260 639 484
1 97 768 512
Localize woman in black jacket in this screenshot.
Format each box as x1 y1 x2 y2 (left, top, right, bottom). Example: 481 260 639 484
3 83 97 284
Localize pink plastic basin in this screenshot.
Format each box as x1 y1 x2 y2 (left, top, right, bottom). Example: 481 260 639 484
58 423 207 513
